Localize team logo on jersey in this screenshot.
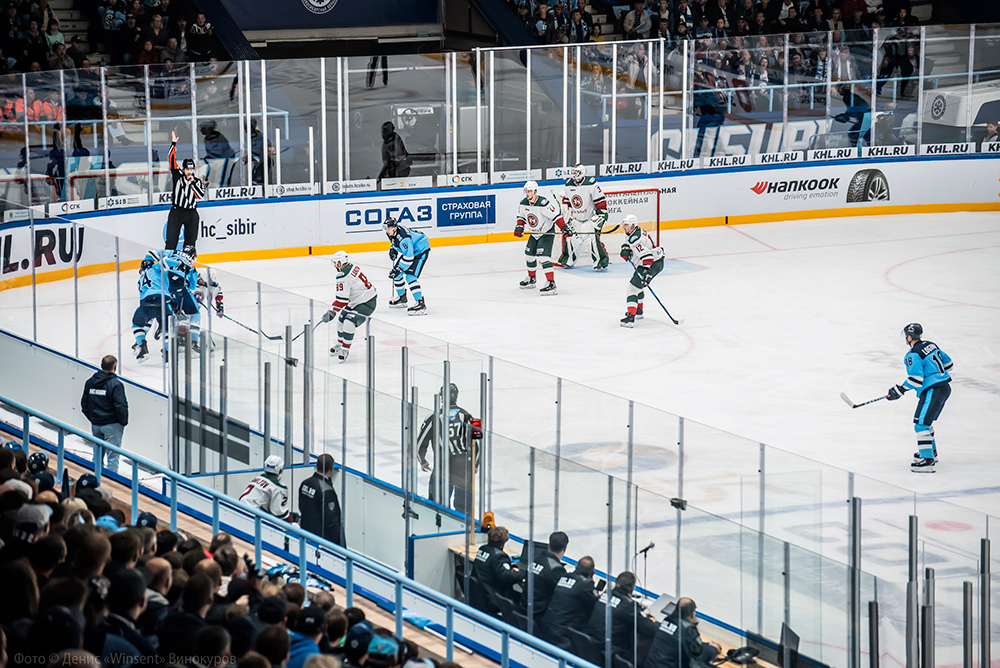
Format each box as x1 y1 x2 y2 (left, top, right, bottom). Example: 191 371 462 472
526 213 539 227
571 195 584 208
301 0 337 14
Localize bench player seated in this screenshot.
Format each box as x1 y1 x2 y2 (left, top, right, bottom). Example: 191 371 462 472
239 455 298 523
619 215 665 328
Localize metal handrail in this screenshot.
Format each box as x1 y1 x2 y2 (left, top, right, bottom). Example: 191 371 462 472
0 393 598 668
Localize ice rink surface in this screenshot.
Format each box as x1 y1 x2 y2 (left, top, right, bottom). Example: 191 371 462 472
221 211 1000 518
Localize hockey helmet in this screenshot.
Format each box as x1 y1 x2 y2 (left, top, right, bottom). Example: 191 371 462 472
902 323 923 340
440 382 459 404
182 244 197 260
621 214 639 233
28 451 48 474
332 250 349 269
182 157 196 171
570 163 586 182
382 217 399 232
264 455 284 476
523 180 538 196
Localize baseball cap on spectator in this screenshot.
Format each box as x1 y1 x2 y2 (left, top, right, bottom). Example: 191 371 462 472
108 568 147 615
77 473 99 490
257 594 288 625
96 515 125 532
136 511 158 529
367 633 402 666
298 606 326 635
6 479 33 500
344 620 375 664
17 503 52 528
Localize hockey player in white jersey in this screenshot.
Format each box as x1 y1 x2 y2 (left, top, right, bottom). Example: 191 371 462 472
322 250 377 362
239 455 296 522
515 181 570 295
556 164 610 270
193 266 225 319
618 215 665 328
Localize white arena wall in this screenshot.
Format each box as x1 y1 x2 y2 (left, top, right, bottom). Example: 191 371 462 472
1 155 998 288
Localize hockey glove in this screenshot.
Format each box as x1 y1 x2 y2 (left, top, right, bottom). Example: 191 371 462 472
388 265 402 279
561 221 575 236
886 384 906 401
620 244 632 261
215 293 224 316
322 310 335 323
514 225 524 238
389 248 398 261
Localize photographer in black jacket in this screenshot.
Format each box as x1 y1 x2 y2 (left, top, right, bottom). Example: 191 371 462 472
298 454 343 547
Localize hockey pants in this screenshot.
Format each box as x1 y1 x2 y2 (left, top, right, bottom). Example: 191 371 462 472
165 207 200 253
913 382 951 459
393 250 429 301
337 297 377 350
626 257 664 314
525 233 555 281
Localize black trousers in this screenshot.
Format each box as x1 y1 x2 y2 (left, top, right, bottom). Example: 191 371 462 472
165 207 200 252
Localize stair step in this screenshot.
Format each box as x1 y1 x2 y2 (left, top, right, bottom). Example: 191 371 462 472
49 0 75 8
57 19 89 31
52 9 84 21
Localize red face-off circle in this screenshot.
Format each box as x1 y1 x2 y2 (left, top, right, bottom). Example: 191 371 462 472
925 520 972 532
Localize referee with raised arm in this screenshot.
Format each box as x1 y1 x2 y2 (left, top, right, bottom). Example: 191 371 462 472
165 129 206 252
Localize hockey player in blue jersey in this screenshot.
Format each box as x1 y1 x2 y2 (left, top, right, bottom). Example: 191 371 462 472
384 217 430 315
167 247 202 353
887 323 953 473
131 250 172 364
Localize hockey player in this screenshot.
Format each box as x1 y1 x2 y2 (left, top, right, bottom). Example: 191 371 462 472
384 217 430 315
322 251 377 363
239 455 296 522
515 181 569 295
167 246 202 353
194 264 225 319
416 382 483 515
131 250 173 363
887 323 953 473
618 215 664 328
556 164 609 270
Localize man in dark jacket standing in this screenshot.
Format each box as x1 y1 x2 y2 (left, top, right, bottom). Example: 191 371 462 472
298 453 343 546
378 121 410 180
81 355 128 474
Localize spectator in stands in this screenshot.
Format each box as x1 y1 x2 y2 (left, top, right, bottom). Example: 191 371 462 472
806 6 828 32
187 13 214 61
516 3 531 31
140 557 172 634
44 17 63 51
287 607 326 668
160 35 184 63
531 3 555 43
586 571 657 665
128 0 147 28
643 597 720 668
255 624 291 668
469 525 523 617
65 35 85 67
623 1 650 39
694 15 711 38
116 13 143 64
99 0 126 38
80 355 129 476
136 37 156 65
157 572 213 658
538 555 598 652
550 2 569 36
674 0 693 32
779 5 803 31
298 453 343 547
567 8 591 43
984 119 999 143
48 41 72 69
833 45 856 81
196 625 233 668
519 530 568 625
17 18 47 71
144 12 167 52
103 567 158 663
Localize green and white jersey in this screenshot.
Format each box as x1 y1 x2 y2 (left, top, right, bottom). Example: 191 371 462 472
625 226 664 266
332 262 377 310
517 194 564 236
562 176 608 223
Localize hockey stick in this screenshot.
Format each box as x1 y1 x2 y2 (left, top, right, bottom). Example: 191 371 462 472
627 259 683 325
291 319 324 342
840 392 886 409
218 312 284 341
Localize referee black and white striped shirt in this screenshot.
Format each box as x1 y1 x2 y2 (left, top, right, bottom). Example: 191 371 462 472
168 142 205 210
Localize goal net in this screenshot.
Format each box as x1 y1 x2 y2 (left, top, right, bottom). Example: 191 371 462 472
603 189 660 245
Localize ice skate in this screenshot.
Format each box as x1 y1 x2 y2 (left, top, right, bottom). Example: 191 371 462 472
389 293 408 309
635 305 644 320
539 280 558 295
910 457 936 473
912 450 938 463
620 313 635 328
407 298 427 316
330 343 343 358
338 347 350 363
519 276 537 290
133 340 149 364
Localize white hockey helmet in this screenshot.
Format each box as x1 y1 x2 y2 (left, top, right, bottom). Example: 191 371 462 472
331 250 349 270
523 180 538 196
264 455 284 476
570 163 586 182
622 214 639 233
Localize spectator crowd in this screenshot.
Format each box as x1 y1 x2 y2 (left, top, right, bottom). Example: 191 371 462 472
0 442 463 668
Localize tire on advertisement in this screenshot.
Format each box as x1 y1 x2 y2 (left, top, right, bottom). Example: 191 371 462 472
846 169 890 203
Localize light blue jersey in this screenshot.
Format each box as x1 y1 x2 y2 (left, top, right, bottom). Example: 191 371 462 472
902 340 953 393
391 226 431 272
137 252 167 300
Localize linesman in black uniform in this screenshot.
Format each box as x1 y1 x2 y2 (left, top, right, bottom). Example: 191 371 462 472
539 555 599 651
416 383 482 515
470 525 524 617
298 453 344 547
165 129 206 252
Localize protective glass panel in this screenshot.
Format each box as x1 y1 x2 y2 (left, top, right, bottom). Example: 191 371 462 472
579 41 610 165
490 50 529 175
612 40 654 163
920 27 972 145
531 46 571 171
973 26 1000 150
149 60 195 199
262 58 322 192
194 61 242 190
